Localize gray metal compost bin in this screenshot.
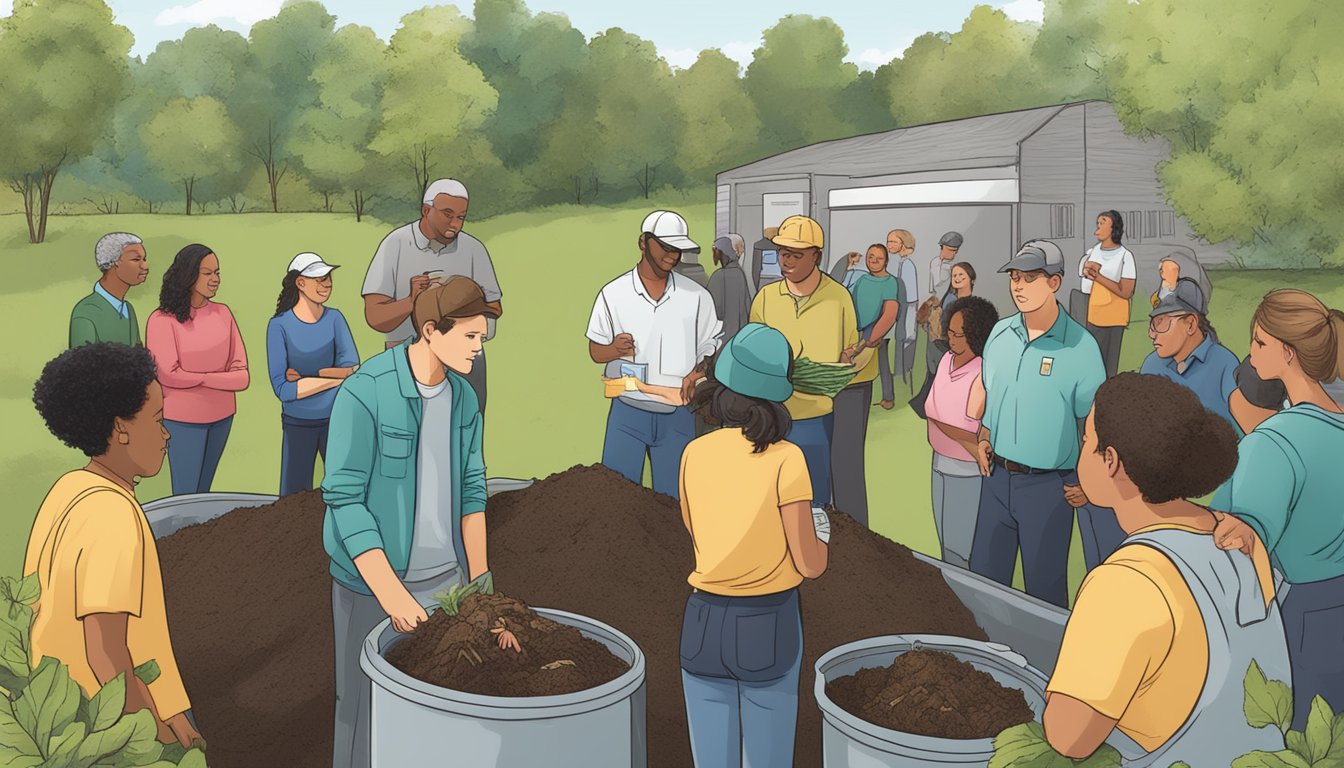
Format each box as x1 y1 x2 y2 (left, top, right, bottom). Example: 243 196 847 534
362 607 647 768
814 635 1049 766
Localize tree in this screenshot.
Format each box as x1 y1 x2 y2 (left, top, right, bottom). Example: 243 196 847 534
141 97 246 214
461 0 590 173
0 0 132 243
584 29 680 199
875 6 1055 126
370 6 500 207
242 2 337 212
671 50 765 186
291 24 388 221
743 15 861 155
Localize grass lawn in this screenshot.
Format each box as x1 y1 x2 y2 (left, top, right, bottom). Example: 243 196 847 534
3 207 1341 605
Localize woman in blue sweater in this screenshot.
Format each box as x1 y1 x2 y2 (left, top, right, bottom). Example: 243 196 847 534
266 252 359 496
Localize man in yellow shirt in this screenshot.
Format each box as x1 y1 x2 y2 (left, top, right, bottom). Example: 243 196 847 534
26 342 202 749
748 215 859 508
1043 373 1288 765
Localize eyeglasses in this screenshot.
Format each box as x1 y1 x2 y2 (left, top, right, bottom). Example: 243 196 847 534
1149 313 1192 334
1008 270 1046 284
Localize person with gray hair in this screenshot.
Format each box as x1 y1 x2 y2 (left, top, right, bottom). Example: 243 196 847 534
69 232 150 348
362 178 503 413
708 235 752 341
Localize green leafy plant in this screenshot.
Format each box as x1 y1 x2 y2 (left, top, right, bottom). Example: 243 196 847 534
990 662 1344 768
990 721 1121 767
433 571 497 618
790 357 858 398
0 574 208 767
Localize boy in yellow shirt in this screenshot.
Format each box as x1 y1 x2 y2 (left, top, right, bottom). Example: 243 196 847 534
26 342 202 749
1044 373 1288 765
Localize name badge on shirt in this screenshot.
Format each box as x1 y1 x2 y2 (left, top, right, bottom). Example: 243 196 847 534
1040 357 1055 376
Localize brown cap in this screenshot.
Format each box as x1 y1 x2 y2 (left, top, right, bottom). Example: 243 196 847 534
412 275 499 336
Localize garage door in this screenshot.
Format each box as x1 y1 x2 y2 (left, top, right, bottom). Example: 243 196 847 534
829 205 1017 317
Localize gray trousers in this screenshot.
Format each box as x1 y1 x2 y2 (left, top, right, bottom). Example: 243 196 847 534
1086 323 1125 379
830 381 872 527
877 339 896 403
931 458 982 569
332 568 462 768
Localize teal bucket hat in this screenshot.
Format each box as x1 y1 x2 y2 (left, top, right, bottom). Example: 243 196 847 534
714 323 794 403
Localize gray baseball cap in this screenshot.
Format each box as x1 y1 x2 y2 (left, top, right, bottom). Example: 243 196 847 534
998 239 1065 276
939 231 964 249
1151 277 1206 318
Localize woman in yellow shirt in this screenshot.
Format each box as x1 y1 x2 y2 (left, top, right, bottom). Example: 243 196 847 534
679 323 830 768
27 342 204 750
1044 373 1288 765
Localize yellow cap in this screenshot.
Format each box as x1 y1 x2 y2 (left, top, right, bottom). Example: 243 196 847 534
772 215 824 250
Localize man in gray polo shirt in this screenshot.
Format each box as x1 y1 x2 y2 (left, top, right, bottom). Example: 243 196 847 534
363 178 503 413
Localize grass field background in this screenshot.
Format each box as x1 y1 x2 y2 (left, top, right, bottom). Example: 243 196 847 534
3 206 1341 603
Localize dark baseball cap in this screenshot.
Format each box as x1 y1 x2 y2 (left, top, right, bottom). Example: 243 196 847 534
1150 278 1205 318
998 239 1065 276
414 275 500 326
939 231 964 249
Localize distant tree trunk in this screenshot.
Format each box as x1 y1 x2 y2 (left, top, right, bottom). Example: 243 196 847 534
247 120 289 213
183 177 195 215
9 175 39 243
572 174 583 204
350 190 370 222
634 163 655 198
408 144 434 200
322 191 332 213
36 165 60 243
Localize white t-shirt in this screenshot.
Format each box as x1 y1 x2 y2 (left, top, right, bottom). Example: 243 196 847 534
1078 244 1136 294
586 270 723 388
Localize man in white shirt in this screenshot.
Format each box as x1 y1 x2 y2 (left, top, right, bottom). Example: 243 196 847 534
587 210 723 499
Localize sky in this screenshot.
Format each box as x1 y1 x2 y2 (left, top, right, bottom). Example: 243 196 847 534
0 0 1046 67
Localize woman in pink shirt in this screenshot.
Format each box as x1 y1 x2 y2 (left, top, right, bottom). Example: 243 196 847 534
146 244 249 495
924 296 998 569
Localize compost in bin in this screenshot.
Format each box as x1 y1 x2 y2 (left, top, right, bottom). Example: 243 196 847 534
157 465 989 768
825 648 1035 739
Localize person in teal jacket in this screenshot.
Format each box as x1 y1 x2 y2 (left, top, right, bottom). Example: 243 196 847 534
321 276 499 768
1212 288 1344 731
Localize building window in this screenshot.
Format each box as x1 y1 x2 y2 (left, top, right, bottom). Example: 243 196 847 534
1160 211 1176 237
1145 210 1160 239
1051 204 1075 239
1127 210 1143 243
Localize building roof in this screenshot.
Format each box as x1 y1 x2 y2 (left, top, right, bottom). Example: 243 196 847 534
719 102 1096 182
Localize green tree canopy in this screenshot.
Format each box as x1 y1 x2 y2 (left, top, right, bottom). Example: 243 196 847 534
140 96 246 214
743 15 860 154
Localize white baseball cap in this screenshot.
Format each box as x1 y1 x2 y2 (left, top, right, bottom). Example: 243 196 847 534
287 252 339 278
641 210 700 253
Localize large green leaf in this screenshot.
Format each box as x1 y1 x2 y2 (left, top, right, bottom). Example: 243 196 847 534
988 721 1122 767
44 720 88 768
14 658 81 752
1231 751 1312 768
1245 661 1295 733
131 663 159 688
85 675 125 734
1305 696 1336 763
1328 711 1344 760
157 743 207 767
0 695 43 767
175 749 207 768
13 577 39 608
72 709 158 767
1285 731 1308 761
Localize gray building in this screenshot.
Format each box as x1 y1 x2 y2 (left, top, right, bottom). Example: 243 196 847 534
716 101 1231 316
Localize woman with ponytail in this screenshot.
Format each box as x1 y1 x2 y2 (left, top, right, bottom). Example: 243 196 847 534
1211 289 1344 729
265 253 359 496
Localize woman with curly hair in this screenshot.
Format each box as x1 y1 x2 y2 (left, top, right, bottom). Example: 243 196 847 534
145 244 249 495
26 343 206 750
266 252 359 496
924 296 998 568
1211 288 1344 730
1045 373 1288 765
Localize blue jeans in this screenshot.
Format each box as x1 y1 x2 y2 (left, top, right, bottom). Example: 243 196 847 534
601 399 694 499
1077 504 1126 573
680 590 803 768
788 415 834 507
280 416 329 497
164 416 233 496
970 463 1074 608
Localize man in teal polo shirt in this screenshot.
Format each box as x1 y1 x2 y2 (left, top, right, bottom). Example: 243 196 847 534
970 240 1106 608
322 276 497 768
